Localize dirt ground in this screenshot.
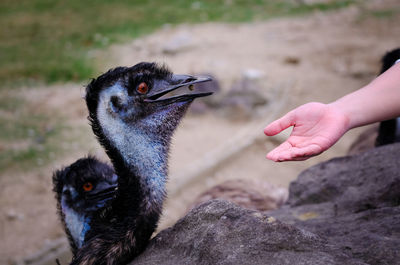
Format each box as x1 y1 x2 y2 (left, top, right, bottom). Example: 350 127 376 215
1 1 400 263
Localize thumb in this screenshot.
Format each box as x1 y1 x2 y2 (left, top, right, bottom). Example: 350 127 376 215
264 112 294 136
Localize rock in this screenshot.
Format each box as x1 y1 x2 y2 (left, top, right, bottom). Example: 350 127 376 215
219 71 268 120
188 74 222 115
187 179 288 212
162 31 195 55
269 143 400 265
6 209 24 221
131 200 365 265
283 56 301 65
186 71 268 119
130 143 400 265
287 143 400 211
241 69 265 80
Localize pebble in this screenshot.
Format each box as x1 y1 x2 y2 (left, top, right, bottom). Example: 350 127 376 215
6 209 25 221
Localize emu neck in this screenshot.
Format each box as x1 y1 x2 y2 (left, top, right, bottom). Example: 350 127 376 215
112 125 168 207
97 105 168 213
61 197 91 248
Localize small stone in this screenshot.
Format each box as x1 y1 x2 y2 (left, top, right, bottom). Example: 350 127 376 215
162 32 194 55
6 209 24 221
296 212 319 221
283 56 300 65
252 212 263 219
241 69 265 81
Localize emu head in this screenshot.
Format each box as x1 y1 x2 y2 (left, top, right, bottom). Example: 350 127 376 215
53 157 118 248
53 157 117 215
85 62 212 147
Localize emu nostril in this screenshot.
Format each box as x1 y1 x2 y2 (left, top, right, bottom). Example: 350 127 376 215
184 77 196 83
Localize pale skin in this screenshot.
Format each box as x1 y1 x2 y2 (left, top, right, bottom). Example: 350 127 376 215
264 63 400 162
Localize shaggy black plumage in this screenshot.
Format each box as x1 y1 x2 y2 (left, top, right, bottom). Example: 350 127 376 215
53 62 211 265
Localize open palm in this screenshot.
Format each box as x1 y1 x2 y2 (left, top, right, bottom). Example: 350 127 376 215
264 102 349 161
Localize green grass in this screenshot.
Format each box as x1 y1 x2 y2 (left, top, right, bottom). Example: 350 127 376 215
0 0 357 87
0 94 65 172
370 9 399 19
0 95 96 173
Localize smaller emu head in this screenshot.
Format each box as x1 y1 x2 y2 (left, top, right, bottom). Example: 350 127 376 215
53 157 117 250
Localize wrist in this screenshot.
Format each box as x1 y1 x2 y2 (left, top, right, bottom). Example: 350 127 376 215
327 100 353 133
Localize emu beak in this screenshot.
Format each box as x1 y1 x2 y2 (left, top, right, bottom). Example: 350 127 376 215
86 185 117 202
85 185 118 210
145 74 213 103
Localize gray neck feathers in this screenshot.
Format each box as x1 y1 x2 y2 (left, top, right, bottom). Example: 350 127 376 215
97 91 168 211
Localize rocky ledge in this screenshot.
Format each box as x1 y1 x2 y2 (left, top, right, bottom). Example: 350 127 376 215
131 143 400 265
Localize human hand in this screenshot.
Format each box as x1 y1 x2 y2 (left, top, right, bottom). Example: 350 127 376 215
264 102 350 162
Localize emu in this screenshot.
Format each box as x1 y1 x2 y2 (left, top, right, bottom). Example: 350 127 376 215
53 62 211 265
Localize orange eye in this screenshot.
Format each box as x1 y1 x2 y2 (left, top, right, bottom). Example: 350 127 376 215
83 182 93 192
137 82 148 94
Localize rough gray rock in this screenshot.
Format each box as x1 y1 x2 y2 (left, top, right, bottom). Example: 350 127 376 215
131 200 365 265
287 142 400 211
269 143 400 265
130 143 400 265
161 31 195 55
219 75 268 120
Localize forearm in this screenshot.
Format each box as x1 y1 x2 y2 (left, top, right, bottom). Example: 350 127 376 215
329 63 400 131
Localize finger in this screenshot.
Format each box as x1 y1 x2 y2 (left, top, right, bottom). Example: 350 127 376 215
266 142 292 161
267 144 322 162
291 144 322 158
264 112 295 136
266 151 279 161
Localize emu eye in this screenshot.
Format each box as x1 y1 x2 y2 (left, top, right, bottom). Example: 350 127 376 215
137 82 148 94
83 182 93 192
110 96 122 110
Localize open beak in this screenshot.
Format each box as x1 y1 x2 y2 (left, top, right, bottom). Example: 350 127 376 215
144 74 213 103
86 185 117 202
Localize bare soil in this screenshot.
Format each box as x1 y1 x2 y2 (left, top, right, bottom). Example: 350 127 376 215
1 1 400 263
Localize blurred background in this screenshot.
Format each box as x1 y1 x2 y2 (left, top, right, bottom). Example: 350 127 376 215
1 0 399 264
